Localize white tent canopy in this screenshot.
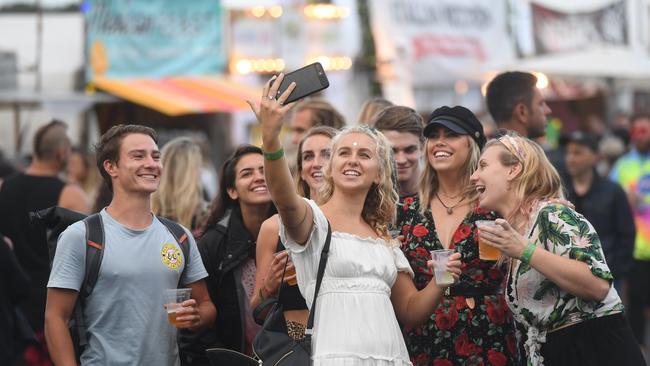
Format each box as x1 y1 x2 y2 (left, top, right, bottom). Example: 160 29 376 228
508 0 650 80
511 47 650 79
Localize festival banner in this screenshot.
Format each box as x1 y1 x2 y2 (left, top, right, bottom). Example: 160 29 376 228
369 0 514 85
531 1 627 55
85 0 224 81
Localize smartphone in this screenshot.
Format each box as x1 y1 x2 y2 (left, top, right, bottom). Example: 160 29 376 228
275 62 329 105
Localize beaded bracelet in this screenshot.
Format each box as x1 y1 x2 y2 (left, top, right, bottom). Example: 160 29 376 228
520 241 536 264
263 147 284 161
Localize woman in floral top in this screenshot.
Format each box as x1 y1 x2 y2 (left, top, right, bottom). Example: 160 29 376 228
401 106 517 366
471 133 645 366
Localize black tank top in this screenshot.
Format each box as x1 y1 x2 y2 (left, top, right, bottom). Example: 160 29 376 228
0 173 65 328
276 241 308 311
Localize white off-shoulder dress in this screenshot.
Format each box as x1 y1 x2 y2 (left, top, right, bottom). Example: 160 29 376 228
279 199 414 365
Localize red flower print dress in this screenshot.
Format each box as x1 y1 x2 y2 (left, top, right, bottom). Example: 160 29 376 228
398 196 518 366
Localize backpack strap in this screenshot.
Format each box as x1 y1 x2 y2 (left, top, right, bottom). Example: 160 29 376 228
157 216 190 286
82 213 104 298
76 213 104 351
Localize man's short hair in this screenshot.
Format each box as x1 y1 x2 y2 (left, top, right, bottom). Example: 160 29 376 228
486 71 537 124
358 97 393 125
95 124 157 192
372 106 424 143
630 113 650 125
295 99 346 129
33 119 69 160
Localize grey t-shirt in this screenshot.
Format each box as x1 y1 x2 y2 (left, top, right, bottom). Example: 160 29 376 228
47 209 208 366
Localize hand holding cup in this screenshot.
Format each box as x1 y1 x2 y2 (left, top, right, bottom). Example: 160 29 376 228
475 219 527 260
264 250 297 298
428 250 462 287
164 288 199 329
475 220 502 260
171 299 201 329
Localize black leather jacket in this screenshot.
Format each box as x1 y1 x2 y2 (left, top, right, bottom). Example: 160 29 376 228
179 207 256 364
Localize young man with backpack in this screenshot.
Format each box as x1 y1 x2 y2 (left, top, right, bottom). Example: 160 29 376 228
44 125 216 366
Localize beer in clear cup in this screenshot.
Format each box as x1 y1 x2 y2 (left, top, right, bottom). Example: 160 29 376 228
475 220 501 261
164 288 191 326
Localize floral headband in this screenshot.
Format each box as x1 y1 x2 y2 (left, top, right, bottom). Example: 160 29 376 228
498 135 526 162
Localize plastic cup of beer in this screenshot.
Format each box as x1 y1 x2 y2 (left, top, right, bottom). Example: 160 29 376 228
285 265 297 286
277 250 297 286
164 288 192 326
475 220 502 261
430 249 455 285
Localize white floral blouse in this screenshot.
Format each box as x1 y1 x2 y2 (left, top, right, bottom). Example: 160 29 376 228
506 202 624 366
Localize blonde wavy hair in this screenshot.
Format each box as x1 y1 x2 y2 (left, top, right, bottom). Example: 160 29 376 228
151 137 204 229
319 126 398 238
419 136 481 215
484 132 564 227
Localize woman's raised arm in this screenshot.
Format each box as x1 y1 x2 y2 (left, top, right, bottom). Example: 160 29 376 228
247 75 313 245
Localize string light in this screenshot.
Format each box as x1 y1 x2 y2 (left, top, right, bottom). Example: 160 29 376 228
305 56 352 71
250 6 265 18
304 4 349 20
269 6 283 18
232 58 285 75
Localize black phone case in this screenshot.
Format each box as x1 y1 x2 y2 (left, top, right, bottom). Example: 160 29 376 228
275 62 330 104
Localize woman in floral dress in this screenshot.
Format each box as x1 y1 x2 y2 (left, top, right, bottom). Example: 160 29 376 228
400 107 518 366
471 133 644 366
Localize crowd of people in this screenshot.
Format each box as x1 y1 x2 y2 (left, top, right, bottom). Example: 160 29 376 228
0 70 648 366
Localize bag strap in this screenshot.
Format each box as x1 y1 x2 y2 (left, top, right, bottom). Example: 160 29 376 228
82 213 104 298
76 212 104 349
275 254 290 299
157 216 190 286
305 221 331 335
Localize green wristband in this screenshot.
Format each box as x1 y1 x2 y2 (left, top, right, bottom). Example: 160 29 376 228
520 241 536 264
263 147 284 161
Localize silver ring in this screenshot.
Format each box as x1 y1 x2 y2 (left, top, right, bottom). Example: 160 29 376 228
268 95 275 100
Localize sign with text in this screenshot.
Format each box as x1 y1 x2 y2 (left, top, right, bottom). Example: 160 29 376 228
369 0 514 85
85 0 224 80
531 1 628 55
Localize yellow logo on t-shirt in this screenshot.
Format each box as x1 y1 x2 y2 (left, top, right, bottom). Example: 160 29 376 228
161 243 182 270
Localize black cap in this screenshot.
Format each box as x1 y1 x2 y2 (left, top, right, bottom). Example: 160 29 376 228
560 131 599 152
423 106 487 148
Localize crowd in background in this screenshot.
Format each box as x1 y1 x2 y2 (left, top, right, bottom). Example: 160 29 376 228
0 70 648 366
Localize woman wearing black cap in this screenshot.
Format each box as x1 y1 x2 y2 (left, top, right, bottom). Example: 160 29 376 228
399 106 517 365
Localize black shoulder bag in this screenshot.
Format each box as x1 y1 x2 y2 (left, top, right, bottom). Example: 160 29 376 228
251 222 332 365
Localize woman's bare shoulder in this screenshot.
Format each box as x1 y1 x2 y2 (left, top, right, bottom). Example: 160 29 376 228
261 214 280 232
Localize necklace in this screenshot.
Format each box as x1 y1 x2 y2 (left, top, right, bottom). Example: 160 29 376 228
435 192 464 215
